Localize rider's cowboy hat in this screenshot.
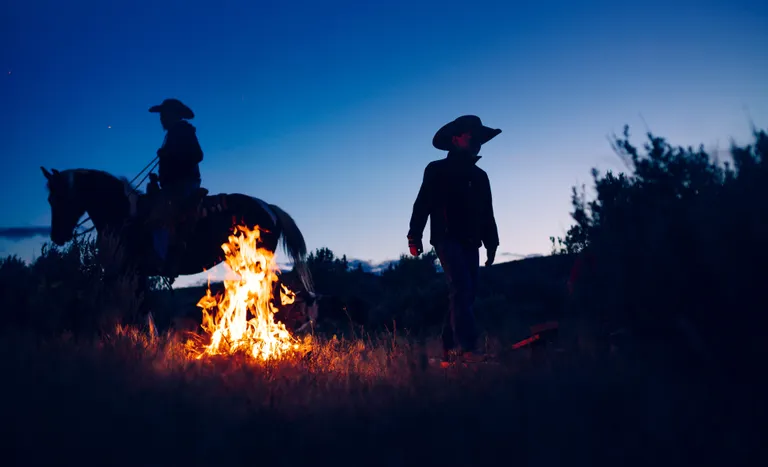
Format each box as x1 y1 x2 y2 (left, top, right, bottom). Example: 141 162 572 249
148 98 195 119
432 115 501 151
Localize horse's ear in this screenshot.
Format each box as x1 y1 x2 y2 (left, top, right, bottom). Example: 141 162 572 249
41 166 53 180
52 169 60 175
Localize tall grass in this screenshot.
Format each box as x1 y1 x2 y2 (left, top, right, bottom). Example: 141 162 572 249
3 321 757 466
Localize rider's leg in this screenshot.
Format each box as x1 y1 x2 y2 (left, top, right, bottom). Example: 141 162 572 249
187 178 202 195
153 227 170 262
179 178 202 206
166 178 201 211
160 178 201 277
150 188 174 273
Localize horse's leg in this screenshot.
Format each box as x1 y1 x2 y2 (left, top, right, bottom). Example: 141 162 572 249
135 272 160 339
135 272 148 318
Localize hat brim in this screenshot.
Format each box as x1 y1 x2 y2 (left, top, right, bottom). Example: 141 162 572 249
433 122 501 151
148 103 194 120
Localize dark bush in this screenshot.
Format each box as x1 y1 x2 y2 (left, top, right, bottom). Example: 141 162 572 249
553 126 768 377
0 234 144 337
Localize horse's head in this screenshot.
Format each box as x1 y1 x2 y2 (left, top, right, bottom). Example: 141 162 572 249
41 167 86 246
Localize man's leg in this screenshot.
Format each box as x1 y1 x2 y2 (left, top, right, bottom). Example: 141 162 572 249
461 245 482 356
454 243 479 353
436 240 477 357
435 242 457 356
440 297 457 357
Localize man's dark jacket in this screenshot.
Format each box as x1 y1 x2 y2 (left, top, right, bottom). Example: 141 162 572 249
408 151 499 249
157 120 204 188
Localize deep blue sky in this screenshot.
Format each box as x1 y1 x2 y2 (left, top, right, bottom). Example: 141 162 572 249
2 0 767 286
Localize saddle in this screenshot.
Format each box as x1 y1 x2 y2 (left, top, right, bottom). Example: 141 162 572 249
146 188 209 227
178 188 210 220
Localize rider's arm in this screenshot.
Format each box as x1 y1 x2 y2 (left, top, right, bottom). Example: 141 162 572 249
161 123 204 163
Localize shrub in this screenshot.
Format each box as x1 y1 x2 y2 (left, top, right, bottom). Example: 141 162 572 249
0 233 145 337
553 126 768 376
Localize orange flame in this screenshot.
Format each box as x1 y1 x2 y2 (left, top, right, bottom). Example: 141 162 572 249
190 224 300 361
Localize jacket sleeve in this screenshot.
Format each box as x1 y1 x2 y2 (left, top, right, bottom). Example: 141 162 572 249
480 171 499 249
408 164 434 241
160 124 204 163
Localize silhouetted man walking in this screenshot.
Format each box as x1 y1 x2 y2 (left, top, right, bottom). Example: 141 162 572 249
407 115 501 366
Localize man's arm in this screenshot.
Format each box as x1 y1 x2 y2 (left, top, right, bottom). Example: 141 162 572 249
407 164 434 245
480 171 500 251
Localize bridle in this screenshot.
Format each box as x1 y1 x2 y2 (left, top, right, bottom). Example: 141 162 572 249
72 157 159 239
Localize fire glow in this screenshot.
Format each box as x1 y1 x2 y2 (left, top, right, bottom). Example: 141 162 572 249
188 225 300 361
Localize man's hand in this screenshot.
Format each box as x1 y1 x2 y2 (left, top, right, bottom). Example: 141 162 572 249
408 236 423 257
485 247 497 267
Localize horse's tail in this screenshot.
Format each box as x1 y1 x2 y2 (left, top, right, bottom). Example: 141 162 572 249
270 203 315 296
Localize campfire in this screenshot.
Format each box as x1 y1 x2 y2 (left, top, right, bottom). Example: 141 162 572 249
186 224 302 361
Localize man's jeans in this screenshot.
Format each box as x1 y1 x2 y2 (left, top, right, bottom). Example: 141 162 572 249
435 240 480 353
153 179 201 263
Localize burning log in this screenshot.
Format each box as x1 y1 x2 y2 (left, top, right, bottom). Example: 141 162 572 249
172 316 201 334
273 289 318 333
512 320 559 350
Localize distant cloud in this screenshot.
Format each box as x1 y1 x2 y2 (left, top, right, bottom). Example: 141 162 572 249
499 252 544 259
345 253 548 274
0 227 51 241
175 258 402 289
145 250 555 290
347 258 399 275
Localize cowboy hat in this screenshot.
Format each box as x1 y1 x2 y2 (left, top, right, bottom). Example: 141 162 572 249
148 98 195 119
432 115 501 151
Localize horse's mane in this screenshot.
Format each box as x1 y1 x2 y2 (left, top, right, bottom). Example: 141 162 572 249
89 169 144 195
47 168 144 195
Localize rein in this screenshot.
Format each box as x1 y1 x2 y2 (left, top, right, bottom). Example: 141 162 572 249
73 225 96 238
74 157 159 235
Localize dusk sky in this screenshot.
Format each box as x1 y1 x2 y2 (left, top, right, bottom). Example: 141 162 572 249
2 0 767 287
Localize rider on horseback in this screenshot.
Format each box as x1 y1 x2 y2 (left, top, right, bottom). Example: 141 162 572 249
147 98 206 276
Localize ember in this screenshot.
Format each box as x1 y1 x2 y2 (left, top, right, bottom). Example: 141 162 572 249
187 225 302 361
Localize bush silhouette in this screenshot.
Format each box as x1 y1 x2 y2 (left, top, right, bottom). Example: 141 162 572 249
297 246 447 334
553 125 768 375
0 234 145 337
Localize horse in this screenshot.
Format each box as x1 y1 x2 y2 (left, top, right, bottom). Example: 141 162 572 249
40 166 315 327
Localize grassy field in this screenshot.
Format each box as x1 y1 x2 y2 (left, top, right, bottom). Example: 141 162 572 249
4 320 760 467
2 248 762 466
6 124 766 466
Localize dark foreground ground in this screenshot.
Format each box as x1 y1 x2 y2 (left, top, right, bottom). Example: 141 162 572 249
3 325 763 467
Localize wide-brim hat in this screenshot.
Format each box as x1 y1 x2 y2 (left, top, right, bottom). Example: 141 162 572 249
432 115 501 151
148 98 195 119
